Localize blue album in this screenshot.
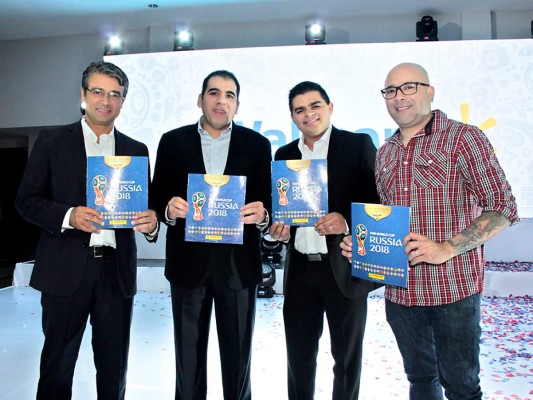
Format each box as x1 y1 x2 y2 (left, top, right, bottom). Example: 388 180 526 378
185 173 246 244
351 203 410 288
86 156 148 228
271 159 328 226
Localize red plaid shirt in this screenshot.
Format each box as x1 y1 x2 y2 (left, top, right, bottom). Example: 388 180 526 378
376 110 519 306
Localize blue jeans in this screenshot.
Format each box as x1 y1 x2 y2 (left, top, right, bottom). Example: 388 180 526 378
385 294 482 400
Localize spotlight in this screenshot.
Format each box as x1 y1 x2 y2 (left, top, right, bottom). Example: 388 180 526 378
104 36 124 56
174 30 194 51
261 233 283 264
258 233 283 298
305 23 326 45
258 263 276 298
416 16 438 41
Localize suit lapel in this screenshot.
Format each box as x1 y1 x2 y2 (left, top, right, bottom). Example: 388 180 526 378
223 124 242 175
326 127 341 170
326 127 344 213
188 128 207 174
284 140 302 160
66 122 88 189
114 129 129 156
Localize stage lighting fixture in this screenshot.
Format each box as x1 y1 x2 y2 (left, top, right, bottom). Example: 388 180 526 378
104 36 124 56
261 233 283 264
258 263 276 298
416 16 438 41
174 30 194 51
305 23 326 45
258 233 282 298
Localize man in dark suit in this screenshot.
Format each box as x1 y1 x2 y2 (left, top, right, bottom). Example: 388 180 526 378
15 61 158 400
151 70 271 400
269 81 380 400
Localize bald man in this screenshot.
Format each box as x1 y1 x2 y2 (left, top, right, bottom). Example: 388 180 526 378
342 63 518 400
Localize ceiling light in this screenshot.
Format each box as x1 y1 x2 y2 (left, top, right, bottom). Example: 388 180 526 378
174 30 194 51
104 36 124 55
305 23 326 45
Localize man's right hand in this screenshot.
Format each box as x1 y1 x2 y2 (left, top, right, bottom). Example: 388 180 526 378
340 234 353 263
70 206 104 233
167 196 189 220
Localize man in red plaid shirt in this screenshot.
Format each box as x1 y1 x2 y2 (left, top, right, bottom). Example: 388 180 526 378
342 62 518 400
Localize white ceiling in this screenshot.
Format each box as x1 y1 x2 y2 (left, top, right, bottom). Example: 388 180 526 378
1 0 532 42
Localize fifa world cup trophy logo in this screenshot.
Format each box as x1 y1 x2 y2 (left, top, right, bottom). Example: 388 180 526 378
355 224 367 256
192 192 206 221
276 177 290 206
92 175 107 206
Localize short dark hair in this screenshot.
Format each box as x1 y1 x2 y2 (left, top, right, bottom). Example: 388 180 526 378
288 81 330 112
81 61 129 97
201 70 240 99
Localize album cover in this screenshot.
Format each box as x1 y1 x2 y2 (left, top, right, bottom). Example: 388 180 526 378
351 203 410 288
87 156 148 228
185 173 246 244
271 159 328 226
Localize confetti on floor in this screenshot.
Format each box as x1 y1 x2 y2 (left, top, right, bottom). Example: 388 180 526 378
1 283 531 399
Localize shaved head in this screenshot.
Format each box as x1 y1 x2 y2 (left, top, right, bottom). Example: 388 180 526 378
385 63 430 87
383 62 434 140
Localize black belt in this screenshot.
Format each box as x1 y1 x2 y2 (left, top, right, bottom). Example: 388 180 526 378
296 250 329 262
89 246 116 258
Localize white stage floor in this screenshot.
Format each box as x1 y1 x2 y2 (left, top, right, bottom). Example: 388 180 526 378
0 286 531 400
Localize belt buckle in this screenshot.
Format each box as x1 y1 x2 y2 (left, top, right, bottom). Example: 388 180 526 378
92 246 104 258
307 253 322 262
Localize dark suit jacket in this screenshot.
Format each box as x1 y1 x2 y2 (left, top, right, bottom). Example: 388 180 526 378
152 122 272 289
276 126 382 298
15 121 155 298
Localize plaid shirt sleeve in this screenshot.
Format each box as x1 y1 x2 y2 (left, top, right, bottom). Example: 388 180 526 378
456 124 519 225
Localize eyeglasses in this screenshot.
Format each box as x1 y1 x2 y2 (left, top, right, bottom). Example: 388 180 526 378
86 88 123 103
380 82 430 99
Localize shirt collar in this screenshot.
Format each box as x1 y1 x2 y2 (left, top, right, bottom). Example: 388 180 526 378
423 112 435 136
298 124 333 153
81 117 115 142
387 111 435 145
197 117 233 138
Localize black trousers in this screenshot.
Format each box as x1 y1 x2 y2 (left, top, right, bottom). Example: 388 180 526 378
284 250 368 400
37 252 133 400
170 280 257 400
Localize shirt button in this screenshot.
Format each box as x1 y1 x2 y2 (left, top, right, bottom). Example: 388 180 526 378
403 161 408 165
428 160 433 164
404 187 408 191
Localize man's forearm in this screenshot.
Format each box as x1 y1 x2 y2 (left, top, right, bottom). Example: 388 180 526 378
446 211 511 257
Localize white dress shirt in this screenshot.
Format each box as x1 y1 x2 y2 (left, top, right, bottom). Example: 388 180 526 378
62 117 116 248
293 125 332 255
198 117 232 175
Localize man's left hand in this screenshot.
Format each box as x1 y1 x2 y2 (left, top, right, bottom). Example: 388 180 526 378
132 209 158 234
315 212 346 236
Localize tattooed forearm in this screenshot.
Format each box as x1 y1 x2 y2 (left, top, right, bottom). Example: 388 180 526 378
446 211 511 257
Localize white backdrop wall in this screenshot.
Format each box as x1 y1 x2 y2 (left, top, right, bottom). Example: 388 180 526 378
107 40 533 218
111 39 533 262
